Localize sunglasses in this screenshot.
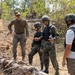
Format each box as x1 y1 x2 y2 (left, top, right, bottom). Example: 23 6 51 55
16 15 20 17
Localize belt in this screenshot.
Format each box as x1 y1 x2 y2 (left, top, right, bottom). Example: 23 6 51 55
71 50 75 52
43 39 49 41
16 32 24 34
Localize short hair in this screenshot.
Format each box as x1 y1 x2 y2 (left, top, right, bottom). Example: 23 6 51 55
14 11 18 15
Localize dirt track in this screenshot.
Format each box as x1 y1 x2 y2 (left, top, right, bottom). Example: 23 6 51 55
0 19 70 75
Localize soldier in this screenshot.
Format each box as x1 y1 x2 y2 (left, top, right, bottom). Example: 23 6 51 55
8 12 29 62
62 14 75 75
28 22 43 70
41 15 59 75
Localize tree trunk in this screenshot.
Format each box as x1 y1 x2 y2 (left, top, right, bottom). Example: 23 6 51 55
0 0 2 19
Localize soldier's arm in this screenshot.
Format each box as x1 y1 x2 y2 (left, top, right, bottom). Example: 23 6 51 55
31 34 35 47
39 36 43 40
8 20 14 33
25 20 29 37
31 40 34 47
51 25 59 40
39 32 43 40
34 32 43 41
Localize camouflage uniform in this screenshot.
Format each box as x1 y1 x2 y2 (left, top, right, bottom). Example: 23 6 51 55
8 18 29 61
41 25 59 75
28 30 43 70
28 44 43 70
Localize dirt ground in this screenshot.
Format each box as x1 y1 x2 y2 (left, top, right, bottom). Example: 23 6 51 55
0 19 70 75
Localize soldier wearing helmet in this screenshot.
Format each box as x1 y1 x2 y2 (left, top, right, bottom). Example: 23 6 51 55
34 22 41 30
64 14 75 27
28 22 43 70
41 15 59 75
42 15 50 22
62 14 75 75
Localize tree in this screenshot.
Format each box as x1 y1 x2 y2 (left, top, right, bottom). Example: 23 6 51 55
20 0 30 12
47 0 75 20
30 0 46 17
0 0 2 19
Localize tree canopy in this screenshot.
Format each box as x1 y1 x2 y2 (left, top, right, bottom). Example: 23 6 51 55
0 0 75 21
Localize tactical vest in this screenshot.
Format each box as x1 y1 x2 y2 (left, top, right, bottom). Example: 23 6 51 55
64 27 75 52
43 26 52 40
33 31 42 45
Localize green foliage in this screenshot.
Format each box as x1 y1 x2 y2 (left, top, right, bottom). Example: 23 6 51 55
2 0 19 20
21 8 30 17
1 0 75 21
2 1 11 20
32 0 46 16
48 0 75 20
20 0 30 12
2 0 75 36
47 0 75 36
1 0 47 19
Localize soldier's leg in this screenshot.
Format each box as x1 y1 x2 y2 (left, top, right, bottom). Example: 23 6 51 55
38 50 43 70
67 58 75 75
12 36 18 60
43 51 49 74
49 47 59 75
28 46 38 65
20 34 26 61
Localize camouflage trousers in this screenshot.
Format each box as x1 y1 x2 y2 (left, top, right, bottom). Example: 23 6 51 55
41 40 59 75
12 33 26 60
28 45 43 70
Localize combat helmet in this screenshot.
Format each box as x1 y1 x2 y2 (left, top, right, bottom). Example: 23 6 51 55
41 15 50 23
34 22 41 28
64 14 75 26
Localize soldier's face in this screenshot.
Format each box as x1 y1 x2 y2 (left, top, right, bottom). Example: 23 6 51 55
43 21 49 26
16 15 21 20
35 28 40 31
35 28 38 31
66 21 71 28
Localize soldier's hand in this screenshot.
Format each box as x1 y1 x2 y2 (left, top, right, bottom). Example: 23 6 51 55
34 37 40 41
31 46 32 50
25 36 29 40
5 31 12 37
62 60 66 67
48 38 54 43
7 31 12 36
40 49 43 52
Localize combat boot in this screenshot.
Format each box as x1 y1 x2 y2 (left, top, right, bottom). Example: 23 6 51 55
43 70 49 74
13 58 16 63
55 71 60 75
40 64 43 70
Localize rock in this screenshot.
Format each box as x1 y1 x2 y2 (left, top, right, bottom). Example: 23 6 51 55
0 58 48 75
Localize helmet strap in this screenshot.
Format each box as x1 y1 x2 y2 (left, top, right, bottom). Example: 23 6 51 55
66 21 72 27
35 27 40 31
